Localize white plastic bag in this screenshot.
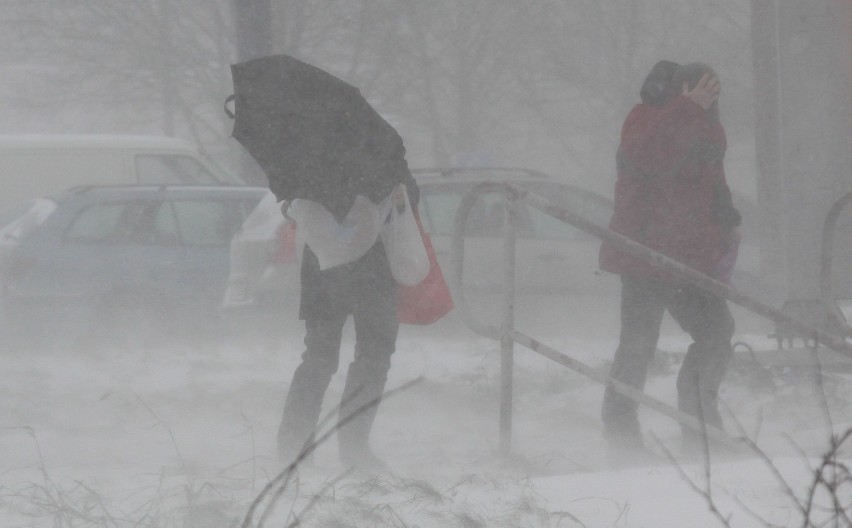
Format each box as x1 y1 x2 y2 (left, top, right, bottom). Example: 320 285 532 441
288 195 391 270
381 184 429 285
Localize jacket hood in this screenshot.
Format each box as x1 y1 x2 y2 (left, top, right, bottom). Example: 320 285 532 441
640 60 681 107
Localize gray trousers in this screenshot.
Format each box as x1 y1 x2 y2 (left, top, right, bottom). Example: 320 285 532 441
277 292 398 462
602 275 735 443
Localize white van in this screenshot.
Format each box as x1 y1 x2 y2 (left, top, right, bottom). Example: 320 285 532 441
0 134 243 216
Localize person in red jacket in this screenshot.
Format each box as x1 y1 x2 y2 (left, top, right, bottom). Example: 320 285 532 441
599 61 741 457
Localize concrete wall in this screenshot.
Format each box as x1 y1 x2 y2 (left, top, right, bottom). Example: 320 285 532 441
751 0 852 302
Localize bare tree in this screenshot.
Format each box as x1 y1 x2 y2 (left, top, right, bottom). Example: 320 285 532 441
0 1 754 188
0 1 236 148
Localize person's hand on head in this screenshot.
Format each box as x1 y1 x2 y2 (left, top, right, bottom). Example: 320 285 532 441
683 73 719 110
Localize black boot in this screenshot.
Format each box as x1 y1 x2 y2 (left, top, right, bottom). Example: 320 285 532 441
337 356 388 470
277 318 344 466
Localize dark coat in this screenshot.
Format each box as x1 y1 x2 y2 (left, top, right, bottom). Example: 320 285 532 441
599 95 739 279
299 174 420 320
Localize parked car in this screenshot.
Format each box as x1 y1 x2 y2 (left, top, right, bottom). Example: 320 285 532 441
221 168 621 320
0 134 244 215
1 185 267 348
413 168 618 294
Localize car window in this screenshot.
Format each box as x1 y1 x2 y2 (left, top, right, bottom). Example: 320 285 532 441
527 207 580 240
419 191 462 236
420 188 538 238
135 154 220 185
524 183 613 240
166 199 254 246
64 202 148 244
472 191 536 237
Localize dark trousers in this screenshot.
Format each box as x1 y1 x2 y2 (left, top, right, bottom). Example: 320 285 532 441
277 291 399 463
602 275 735 443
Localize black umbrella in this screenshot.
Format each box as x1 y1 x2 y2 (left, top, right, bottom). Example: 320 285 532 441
227 54 411 221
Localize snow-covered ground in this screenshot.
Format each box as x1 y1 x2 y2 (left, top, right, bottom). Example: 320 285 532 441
2 293 850 527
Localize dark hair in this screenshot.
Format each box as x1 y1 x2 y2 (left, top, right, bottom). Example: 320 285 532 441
673 62 720 121
640 60 680 106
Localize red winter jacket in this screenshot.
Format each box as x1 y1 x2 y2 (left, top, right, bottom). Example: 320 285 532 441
599 95 734 280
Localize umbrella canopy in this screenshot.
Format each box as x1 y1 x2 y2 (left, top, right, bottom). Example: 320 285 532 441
228 54 411 221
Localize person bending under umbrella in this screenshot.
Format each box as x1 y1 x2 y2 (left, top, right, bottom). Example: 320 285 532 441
277 171 419 470
229 54 423 470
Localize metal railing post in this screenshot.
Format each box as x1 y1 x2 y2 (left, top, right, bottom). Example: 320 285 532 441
451 183 519 455
499 191 518 455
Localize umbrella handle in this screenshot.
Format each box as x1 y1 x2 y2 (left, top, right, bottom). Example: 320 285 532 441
224 94 235 119
280 200 295 223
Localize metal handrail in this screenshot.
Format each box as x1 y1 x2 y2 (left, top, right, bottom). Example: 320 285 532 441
820 191 852 338
518 185 852 356
450 182 852 454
